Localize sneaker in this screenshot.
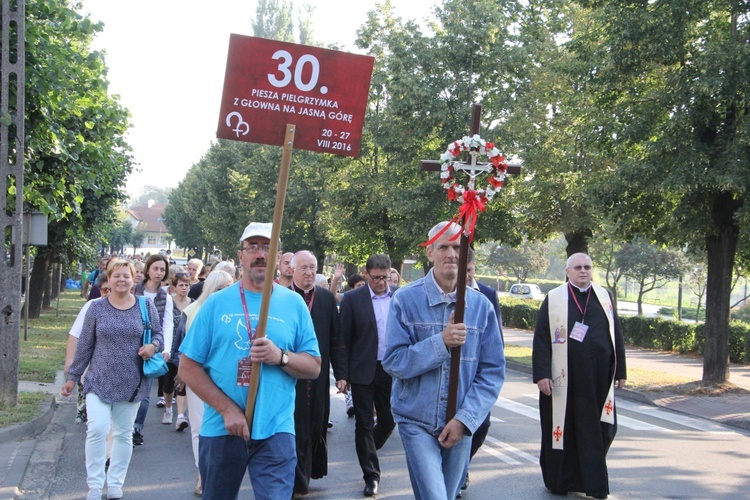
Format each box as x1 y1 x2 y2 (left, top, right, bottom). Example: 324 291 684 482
106 486 123 499
461 472 469 490
156 397 166 408
132 431 143 446
87 488 102 500
176 415 189 432
162 410 173 424
172 397 177 404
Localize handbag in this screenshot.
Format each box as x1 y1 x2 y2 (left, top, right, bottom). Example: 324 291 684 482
138 296 169 378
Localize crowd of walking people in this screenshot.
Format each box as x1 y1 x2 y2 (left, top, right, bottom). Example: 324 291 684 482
63 220 625 500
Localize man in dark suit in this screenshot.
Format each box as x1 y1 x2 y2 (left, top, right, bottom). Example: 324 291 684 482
339 254 397 497
461 248 504 495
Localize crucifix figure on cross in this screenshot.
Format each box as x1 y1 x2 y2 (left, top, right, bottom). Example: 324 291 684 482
420 102 521 421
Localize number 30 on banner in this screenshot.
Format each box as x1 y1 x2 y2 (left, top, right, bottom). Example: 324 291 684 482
268 51 327 94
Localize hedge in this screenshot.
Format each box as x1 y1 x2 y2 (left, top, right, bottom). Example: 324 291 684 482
499 298 750 364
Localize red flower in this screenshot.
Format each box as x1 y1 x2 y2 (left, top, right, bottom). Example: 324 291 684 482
489 177 504 188
491 155 506 167
446 189 458 201
485 141 495 150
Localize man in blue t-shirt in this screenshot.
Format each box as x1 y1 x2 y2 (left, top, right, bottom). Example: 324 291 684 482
179 222 321 500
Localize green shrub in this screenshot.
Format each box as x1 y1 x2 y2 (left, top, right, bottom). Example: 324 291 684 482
499 298 541 330
731 303 750 323
620 316 696 353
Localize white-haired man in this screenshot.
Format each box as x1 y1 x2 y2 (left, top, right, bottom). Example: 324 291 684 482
532 252 627 499
382 221 505 499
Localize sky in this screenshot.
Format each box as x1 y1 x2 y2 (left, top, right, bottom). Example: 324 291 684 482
79 0 437 199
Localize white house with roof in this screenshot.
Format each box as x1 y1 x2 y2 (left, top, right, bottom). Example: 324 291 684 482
126 200 171 255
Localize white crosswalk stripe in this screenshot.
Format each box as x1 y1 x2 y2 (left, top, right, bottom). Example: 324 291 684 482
482 435 538 464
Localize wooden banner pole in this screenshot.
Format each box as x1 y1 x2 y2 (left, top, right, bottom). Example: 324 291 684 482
245 123 295 432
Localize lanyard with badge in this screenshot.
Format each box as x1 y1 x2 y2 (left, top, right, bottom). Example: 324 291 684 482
568 281 591 342
237 283 257 386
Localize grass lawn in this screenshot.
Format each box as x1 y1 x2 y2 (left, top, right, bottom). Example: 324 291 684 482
19 290 82 383
504 344 696 393
0 392 50 428
0 290 82 430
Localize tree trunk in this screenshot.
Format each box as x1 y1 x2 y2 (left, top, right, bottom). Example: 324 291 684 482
608 282 619 313
702 191 741 383
42 259 53 309
677 275 683 321
637 284 645 316
564 229 592 257
27 252 50 319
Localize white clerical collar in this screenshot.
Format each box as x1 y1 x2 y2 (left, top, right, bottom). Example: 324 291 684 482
569 282 592 293
469 278 479 291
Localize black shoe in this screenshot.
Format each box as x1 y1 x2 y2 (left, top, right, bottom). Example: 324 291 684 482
132 431 144 446
548 489 568 496
363 479 378 497
461 472 469 490
347 406 355 418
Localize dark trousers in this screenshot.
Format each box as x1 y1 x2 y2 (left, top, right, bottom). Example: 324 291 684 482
470 413 491 459
351 362 395 483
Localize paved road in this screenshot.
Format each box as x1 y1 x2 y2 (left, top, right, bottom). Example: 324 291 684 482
15 364 750 500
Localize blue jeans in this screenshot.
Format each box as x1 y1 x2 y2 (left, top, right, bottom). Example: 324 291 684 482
133 378 152 433
398 422 471 500
199 433 296 500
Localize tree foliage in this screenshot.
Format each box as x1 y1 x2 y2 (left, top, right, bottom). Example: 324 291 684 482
24 0 134 318
616 240 685 316
570 0 750 381
482 238 550 282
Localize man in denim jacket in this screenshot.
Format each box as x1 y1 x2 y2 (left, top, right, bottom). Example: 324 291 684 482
383 221 505 500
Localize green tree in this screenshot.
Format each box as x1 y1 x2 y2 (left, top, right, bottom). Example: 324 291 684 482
482 238 550 282
574 0 750 382
589 231 625 310
130 186 172 207
25 0 134 319
616 241 685 316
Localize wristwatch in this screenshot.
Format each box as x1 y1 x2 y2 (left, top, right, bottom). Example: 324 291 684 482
280 349 289 367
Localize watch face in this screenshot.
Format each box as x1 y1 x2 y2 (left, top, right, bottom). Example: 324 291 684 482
282 352 289 366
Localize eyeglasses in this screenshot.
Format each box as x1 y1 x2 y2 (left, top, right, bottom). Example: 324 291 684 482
241 243 271 253
571 265 593 271
296 265 317 273
175 272 189 278
100 287 111 292
369 275 388 282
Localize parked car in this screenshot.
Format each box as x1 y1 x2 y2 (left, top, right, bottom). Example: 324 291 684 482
509 283 545 300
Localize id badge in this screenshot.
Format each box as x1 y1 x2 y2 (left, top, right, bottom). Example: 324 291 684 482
570 321 589 342
237 357 253 386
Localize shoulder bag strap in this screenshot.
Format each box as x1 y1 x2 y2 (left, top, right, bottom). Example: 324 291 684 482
138 296 152 345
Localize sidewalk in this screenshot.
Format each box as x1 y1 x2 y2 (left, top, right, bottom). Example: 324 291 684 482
2 332 750 498
503 328 750 433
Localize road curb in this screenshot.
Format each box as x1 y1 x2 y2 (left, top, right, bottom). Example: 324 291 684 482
0 396 56 445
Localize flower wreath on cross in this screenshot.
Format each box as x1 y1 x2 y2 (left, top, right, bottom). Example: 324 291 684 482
440 134 507 204
424 134 507 246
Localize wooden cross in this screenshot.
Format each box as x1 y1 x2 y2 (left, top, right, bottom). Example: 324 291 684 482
420 103 521 422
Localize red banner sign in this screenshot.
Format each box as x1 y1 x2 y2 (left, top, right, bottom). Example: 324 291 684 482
217 35 375 157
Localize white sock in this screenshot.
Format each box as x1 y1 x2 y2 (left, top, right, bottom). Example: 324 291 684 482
177 413 185 419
